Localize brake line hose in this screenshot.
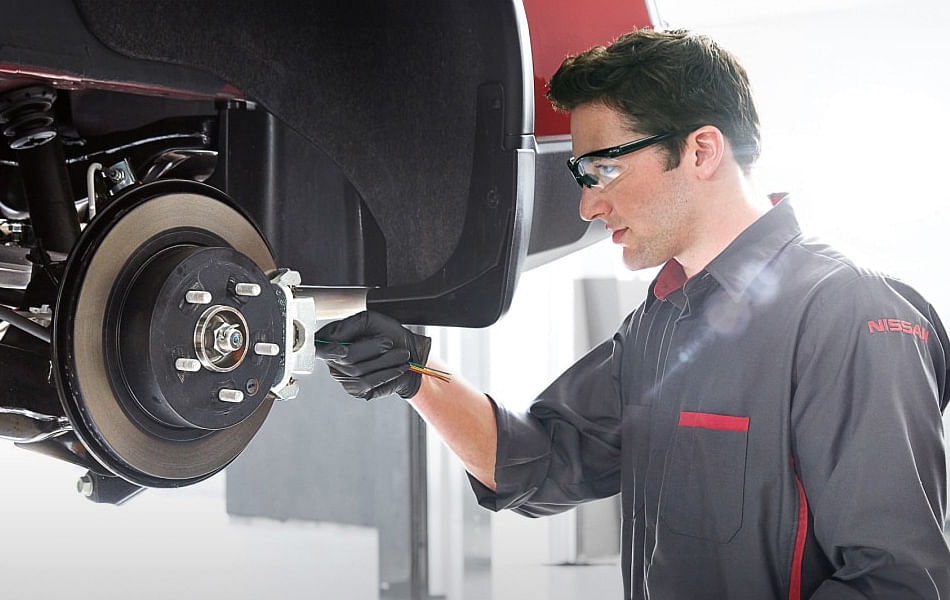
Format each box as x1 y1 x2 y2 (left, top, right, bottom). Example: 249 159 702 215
86 162 102 220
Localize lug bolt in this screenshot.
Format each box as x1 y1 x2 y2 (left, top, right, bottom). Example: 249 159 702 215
218 389 245 403
175 358 202 372
254 342 280 356
235 283 261 297
185 290 212 304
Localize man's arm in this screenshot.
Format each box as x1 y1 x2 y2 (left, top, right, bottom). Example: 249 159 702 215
407 360 498 490
315 311 499 489
315 310 628 514
793 275 950 598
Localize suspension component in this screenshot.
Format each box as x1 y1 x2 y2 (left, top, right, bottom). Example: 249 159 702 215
0 85 80 253
76 471 145 505
0 86 57 150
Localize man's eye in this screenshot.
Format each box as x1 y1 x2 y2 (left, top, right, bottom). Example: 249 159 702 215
596 163 620 178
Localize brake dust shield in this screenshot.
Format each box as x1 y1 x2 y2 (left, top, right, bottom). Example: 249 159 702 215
53 180 281 487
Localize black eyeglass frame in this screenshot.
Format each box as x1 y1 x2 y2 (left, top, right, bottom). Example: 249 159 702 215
566 131 677 188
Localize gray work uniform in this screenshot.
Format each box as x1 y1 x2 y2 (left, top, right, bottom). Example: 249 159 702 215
469 198 950 599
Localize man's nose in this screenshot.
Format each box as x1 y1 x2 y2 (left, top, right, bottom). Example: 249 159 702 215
578 187 608 222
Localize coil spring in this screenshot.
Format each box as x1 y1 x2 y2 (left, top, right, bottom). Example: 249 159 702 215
0 86 58 150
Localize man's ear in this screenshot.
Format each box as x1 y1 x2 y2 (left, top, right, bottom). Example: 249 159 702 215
686 126 725 179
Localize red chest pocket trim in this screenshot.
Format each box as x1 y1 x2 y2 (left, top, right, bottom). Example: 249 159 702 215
678 411 750 432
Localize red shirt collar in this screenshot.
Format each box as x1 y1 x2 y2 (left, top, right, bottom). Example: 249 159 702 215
653 260 688 300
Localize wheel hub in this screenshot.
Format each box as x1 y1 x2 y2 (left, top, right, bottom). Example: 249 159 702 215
107 245 283 433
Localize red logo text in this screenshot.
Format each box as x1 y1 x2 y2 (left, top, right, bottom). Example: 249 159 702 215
867 318 929 343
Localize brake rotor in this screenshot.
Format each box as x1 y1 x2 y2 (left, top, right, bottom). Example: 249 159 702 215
53 180 283 487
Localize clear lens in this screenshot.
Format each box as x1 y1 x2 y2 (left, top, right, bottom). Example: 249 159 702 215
576 156 627 189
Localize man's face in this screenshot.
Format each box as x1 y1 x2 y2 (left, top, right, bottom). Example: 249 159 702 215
570 103 692 271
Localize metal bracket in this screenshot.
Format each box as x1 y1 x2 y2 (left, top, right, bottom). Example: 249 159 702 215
269 269 310 400
77 470 146 505
268 269 369 401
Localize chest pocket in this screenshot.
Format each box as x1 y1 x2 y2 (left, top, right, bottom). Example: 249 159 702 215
660 411 750 543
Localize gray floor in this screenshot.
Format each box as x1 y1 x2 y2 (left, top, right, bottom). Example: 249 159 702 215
492 559 623 600
452 561 624 600
1 445 379 600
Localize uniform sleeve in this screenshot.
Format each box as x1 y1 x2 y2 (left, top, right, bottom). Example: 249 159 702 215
792 274 950 599
468 323 626 517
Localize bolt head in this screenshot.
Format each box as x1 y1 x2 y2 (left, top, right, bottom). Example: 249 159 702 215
77 475 94 497
214 323 245 354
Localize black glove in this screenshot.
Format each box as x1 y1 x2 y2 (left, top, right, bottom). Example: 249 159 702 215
314 310 432 400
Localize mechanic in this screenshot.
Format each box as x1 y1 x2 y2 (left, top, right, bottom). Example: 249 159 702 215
314 29 950 599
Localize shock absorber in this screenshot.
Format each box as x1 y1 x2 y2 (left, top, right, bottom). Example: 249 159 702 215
0 85 80 253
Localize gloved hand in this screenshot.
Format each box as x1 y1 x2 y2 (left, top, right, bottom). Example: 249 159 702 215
314 310 432 400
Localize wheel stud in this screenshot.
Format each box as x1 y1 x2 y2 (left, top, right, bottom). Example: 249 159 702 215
254 342 280 356
185 290 212 304
218 389 244 403
234 283 261 297
175 358 202 372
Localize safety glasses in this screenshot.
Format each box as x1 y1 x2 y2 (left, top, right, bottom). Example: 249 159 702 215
566 132 676 190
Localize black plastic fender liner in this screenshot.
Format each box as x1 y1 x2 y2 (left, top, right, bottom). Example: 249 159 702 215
52 179 279 487
367 83 530 327
2 0 534 327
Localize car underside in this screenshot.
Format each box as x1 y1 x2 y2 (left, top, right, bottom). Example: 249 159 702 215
0 0 625 502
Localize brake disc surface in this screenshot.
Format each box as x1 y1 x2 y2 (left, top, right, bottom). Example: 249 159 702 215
53 180 280 487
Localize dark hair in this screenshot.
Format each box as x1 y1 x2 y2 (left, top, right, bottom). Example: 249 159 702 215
547 29 761 171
